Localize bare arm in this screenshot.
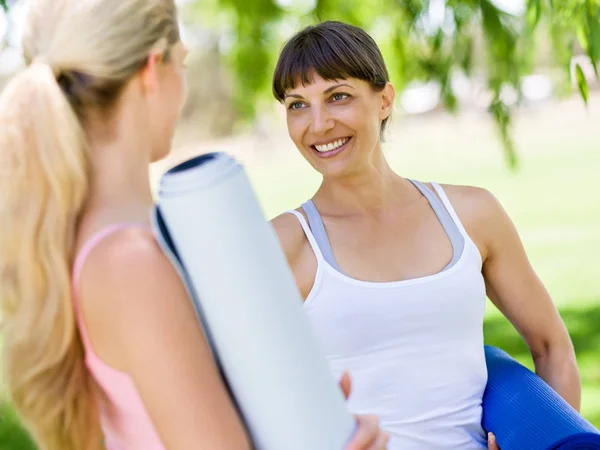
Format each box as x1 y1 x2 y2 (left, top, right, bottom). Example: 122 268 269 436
472 189 581 411
271 212 316 299
80 228 251 449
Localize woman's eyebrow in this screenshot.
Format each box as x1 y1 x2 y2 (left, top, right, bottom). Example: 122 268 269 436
323 83 354 93
285 83 355 100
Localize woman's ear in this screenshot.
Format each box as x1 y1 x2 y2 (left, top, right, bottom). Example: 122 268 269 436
379 82 395 121
139 51 164 95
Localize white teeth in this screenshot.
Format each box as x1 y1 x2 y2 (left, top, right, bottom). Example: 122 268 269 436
315 137 349 153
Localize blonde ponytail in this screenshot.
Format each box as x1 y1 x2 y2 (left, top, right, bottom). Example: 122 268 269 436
0 63 101 449
0 0 180 449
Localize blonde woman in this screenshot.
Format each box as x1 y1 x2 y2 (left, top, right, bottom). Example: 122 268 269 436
0 1 388 449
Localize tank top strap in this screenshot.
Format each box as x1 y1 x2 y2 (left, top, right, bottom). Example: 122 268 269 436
301 200 344 272
429 183 469 237
72 222 150 348
284 210 325 261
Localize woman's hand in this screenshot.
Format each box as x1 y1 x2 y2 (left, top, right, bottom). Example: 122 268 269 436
339 372 390 450
488 432 500 450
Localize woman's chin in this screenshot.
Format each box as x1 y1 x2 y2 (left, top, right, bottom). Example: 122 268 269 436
298 145 357 179
311 158 354 179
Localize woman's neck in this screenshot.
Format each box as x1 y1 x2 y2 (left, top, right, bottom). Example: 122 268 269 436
316 157 413 215
87 145 153 215
82 117 155 227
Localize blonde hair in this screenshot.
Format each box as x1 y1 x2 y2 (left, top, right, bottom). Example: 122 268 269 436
0 0 180 449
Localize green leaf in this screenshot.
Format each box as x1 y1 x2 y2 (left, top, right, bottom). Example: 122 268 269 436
575 63 590 105
441 78 458 112
526 0 542 29
585 0 600 75
0 0 7 13
489 97 518 171
432 28 444 53
395 0 424 24
458 35 474 74
549 20 574 75
451 2 475 29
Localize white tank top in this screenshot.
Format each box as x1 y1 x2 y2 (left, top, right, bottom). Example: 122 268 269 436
286 183 488 450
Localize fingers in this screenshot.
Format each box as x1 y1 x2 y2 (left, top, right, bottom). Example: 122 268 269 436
345 414 379 450
340 373 388 450
367 430 390 450
339 370 352 399
488 432 500 450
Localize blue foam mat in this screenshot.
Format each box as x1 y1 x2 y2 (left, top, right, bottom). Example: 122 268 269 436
483 346 600 450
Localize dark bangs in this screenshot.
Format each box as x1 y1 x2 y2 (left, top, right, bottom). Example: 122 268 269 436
272 21 389 102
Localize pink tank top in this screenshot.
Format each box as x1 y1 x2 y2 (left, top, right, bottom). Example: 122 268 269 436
72 223 165 450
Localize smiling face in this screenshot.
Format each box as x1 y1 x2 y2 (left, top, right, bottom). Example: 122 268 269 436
272 21 396 179
284 73 394 178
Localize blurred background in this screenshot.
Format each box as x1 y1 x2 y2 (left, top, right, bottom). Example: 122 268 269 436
1 0 599 448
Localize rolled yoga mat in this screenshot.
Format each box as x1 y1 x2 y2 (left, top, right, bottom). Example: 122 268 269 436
483 345 600 450
151 152 356 450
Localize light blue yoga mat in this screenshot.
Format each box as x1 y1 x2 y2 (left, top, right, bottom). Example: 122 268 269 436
152 152 356 450
483 346 600 450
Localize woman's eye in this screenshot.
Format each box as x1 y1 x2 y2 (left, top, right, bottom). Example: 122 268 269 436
332 93 349 102
289 102 305 110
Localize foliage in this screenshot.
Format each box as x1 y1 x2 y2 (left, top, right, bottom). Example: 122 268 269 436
181 0 599 168
2 0 599 166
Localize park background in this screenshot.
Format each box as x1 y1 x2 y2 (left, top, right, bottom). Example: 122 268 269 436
1 0 599 447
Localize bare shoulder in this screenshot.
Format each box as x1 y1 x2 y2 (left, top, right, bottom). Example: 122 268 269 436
432 183 511 260
80 227 179 302
434 183 505 227
271 210 318 299
77 227 191 366
270 210 308 264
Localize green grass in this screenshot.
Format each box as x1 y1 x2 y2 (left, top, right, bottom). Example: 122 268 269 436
2 100 599 446
0 403 35 450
